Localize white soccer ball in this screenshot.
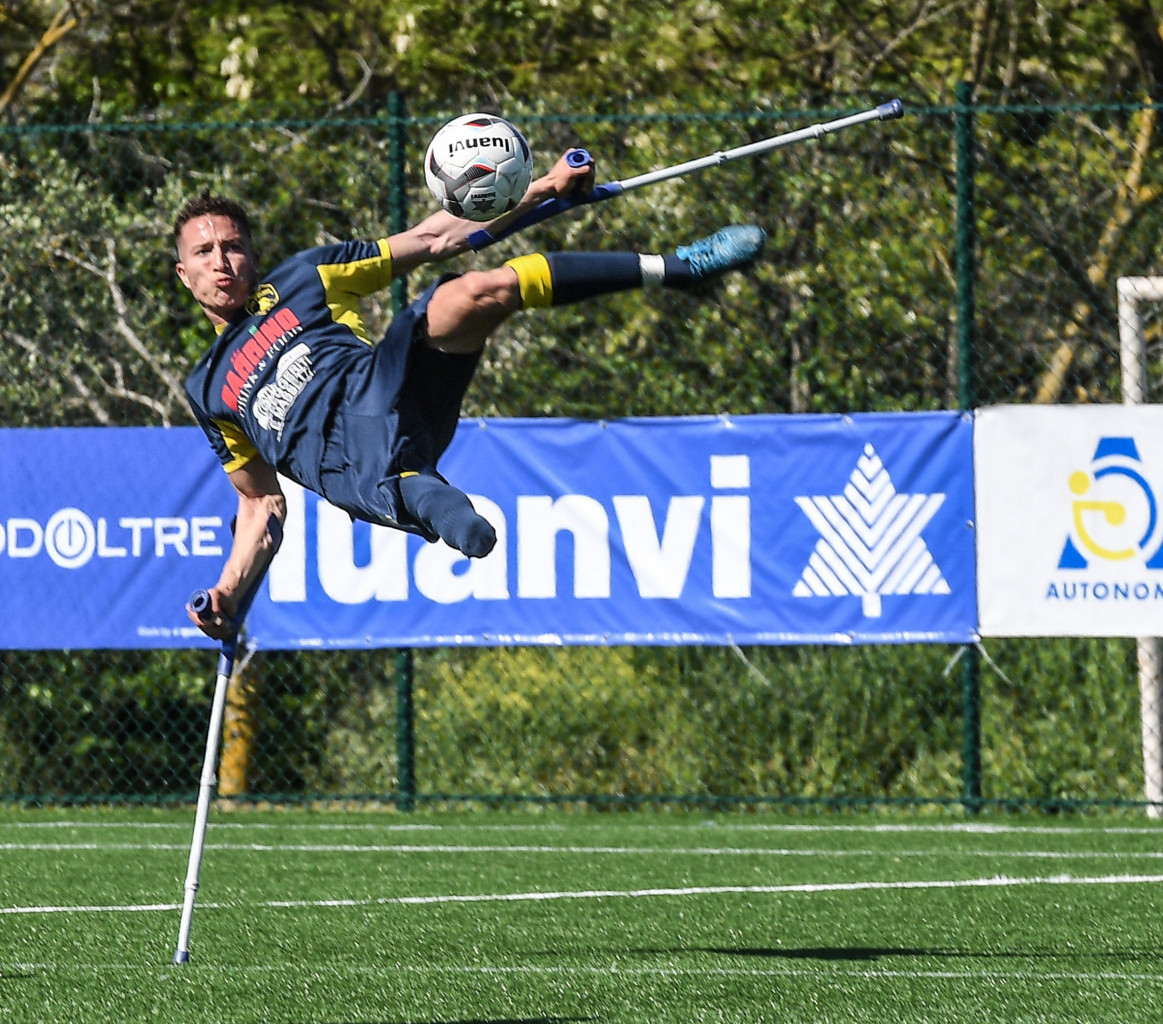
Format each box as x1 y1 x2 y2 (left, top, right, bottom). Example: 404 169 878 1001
424 113 533 222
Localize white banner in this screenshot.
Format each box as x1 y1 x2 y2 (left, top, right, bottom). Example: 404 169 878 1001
976 405 1163 637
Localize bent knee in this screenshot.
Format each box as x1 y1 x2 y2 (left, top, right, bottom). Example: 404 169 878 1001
425 267 521 353
457 267 522 308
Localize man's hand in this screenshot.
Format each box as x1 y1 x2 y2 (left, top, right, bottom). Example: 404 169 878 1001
511 148 595 212
187 586 238 641
537 148 596 201
389 147 600 268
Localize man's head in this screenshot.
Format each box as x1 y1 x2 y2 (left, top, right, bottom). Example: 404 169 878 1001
174 193 259 326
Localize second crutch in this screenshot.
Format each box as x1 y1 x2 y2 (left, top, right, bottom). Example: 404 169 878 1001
173 513 283 964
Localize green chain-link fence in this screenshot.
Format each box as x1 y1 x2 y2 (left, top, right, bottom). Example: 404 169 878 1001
1 90 1160 810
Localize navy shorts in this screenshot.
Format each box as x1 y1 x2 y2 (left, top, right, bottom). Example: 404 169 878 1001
318 274 482 533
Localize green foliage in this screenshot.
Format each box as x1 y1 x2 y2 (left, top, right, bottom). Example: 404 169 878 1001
0 649 211 799
3 5 1163 810
8 96 1157 424
982 637 1143 804
391 641 1133 805
0 640 1146 807
7 1 1158 115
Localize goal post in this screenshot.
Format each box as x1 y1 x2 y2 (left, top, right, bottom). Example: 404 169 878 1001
1117 276 1163 818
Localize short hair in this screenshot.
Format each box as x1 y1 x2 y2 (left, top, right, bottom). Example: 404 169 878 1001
173 192 253 250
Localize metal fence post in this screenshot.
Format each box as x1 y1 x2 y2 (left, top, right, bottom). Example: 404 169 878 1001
388 90 417 812
389 90 409 316
955 80 983 814
1118 277 1163 818
395 648 416 811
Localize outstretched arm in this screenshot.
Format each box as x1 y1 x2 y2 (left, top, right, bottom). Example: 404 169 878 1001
188 457 286 640
385 149 595 274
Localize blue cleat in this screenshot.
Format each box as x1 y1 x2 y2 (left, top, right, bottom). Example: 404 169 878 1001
675 225 767 280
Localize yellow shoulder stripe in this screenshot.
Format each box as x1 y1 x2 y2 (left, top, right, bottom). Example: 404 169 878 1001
216 419 258 473
316 240 395 345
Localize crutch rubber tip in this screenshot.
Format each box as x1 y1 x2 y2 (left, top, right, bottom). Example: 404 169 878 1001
878 98 904 120
173 950 190 964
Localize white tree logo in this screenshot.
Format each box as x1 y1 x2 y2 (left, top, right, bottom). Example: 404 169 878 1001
793 443 950 617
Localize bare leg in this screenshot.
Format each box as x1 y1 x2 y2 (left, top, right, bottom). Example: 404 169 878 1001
422 225 767 356
424 266 522 354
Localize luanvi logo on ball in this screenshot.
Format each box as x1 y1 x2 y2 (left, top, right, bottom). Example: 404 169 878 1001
424 113 533 221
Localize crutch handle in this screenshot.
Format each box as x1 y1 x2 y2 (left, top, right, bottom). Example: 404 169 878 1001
187 588 237 636
188 589 214 622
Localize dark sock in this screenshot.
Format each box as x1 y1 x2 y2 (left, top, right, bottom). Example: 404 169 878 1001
398 473 496 558
544 252 643 304
661 253 694 286
507 250 698 308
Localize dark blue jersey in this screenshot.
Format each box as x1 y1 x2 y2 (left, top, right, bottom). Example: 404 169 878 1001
184 239 395 496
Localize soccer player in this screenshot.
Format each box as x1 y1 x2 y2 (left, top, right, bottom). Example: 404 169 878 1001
177 148 766 640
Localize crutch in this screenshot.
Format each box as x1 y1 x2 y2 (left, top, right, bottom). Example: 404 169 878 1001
173 513 282 964
467 99 904 251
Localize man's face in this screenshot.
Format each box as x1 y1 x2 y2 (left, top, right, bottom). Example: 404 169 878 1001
175 214 259 326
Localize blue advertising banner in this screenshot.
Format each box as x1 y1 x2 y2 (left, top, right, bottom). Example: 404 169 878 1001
0 413 976 650
0 427 235 649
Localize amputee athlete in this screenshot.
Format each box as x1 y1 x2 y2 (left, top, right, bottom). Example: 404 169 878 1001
177 148 765 640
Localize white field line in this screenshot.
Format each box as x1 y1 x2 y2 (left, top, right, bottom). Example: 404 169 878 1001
0 821 443 831
5 820 1163 835
3 962 1163 985
3 841 1163 859
6 872 1163 916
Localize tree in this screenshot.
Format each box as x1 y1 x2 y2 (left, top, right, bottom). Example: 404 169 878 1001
0 2 78 117
5 1 1163 425
3 2 1158 117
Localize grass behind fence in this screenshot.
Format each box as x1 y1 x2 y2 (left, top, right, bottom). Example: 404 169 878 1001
0 637 1144 809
